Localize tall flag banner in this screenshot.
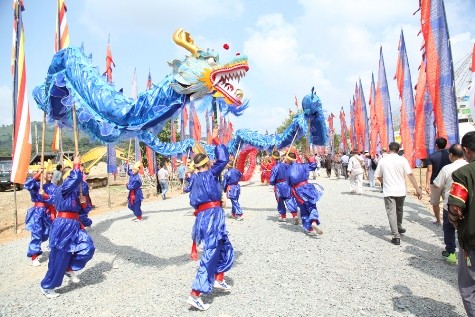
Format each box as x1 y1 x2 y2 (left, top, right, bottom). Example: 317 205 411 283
395 30 416 167
103 35 115 82
339 107 348 154
359 79 370 152
131 68 138 99
205 109 211 144
227 121 234 144
11 0 32 184
420 0 459 146
349 99 356 149
181 106 188 140
52 126 60 151
107 143 117 174
369 73 380 157
468 43 475 122
191 104 201 141
353 83 362 151
414 57 436 159
375 46 394 150
105 38 117 174
145 147 156 175
142 69 158 173
54 0 70 53
53 0 70 152
294 95 299 109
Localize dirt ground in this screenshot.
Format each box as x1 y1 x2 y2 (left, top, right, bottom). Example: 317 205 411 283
0 174 183 244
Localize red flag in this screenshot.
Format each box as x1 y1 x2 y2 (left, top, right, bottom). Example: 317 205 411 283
145 147 156 175
103 36 115 83
54 0 70 52
192 108 201 141
294 95 299 109
339 107 348 153
52 125 60 151
11 0 32 184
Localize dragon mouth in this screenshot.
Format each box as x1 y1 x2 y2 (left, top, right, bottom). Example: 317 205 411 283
211 63 249 105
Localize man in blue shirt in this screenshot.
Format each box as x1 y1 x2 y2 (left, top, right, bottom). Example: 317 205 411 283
425 137 451 224
177 160 186 185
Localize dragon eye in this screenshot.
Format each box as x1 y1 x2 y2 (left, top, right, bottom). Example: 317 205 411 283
207 57 217 66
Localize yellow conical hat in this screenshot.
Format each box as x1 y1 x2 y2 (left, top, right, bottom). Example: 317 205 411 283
45 159 54 173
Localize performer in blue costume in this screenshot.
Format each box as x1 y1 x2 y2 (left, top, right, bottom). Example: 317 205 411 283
127 161 144 222
269 150 299 225
187 127 234 311
286 152 324 236
25 161 56 266
222 160 243 220
40 156 96 298
184 163 200 261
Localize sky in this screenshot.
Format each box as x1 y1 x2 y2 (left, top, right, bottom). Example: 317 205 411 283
0 0 474 140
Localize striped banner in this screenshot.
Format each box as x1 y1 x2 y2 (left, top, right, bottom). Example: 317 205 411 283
395 30 416 167
469 43 475 125
11 0 32 184
54 0 69 52
420 0 459 145
339 107 348 154
349 98 356 150
369 73 380 157
375 46 395 150
358 79 370 152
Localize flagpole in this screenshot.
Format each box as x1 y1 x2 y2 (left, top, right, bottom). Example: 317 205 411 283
39 113 46 191
11 0 22 234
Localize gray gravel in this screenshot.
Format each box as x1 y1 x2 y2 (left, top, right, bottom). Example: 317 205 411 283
0 172 466 316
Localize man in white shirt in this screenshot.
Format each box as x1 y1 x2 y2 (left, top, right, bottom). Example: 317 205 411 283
347 150 365 194
157 164 170 200
340 153 350 179
374 142 422 245
432 144 467 264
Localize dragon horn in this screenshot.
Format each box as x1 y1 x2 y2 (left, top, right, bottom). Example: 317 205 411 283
173 28 199 55
192 141 206 155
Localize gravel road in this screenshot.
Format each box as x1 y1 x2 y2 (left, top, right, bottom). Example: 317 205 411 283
0 172 465 316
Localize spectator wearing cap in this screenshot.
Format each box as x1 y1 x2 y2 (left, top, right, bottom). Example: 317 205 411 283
126 161 144 222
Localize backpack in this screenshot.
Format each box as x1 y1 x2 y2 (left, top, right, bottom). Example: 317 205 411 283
371 159 377 170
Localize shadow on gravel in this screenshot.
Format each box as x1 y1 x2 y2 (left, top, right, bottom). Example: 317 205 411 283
200 276 235 304
360 225 456 285
57 260 113 293
240 206 276 212
392 285 462 317
88 212 196 270
404 202 442 236
265 215 304 234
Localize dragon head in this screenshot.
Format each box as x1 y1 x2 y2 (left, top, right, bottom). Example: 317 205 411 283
301 87 322 117
169 28 249 106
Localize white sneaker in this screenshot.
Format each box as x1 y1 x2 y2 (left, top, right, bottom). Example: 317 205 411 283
235 215 244 221
186 296 210 311
41 288 60 298
65 271 80 283
278 217 286 222
214 280 232 291
311 222 323 235
132 218 143 222
32 259 41 266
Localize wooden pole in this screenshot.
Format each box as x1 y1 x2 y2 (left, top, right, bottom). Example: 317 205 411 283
233 141 242 168
126 138 132 183
285 127 300 157
12 0 19 234
39 113 46 191
71 105 83 199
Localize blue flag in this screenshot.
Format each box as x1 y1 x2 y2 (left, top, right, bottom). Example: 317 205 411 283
107 143 117 174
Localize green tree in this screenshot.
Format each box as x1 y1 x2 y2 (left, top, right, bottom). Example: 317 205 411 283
275 110 311 153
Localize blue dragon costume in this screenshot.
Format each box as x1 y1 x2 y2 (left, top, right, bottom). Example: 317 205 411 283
34 28 327 157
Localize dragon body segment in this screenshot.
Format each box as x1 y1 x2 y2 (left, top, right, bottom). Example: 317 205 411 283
33 29 249 144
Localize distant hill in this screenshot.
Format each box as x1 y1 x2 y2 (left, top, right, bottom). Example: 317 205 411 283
0 121 103 158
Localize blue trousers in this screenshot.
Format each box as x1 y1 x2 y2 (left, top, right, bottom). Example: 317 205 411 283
230 198 242 216
298 201 320 231
128 200 142 217
443 209 456 253
25 207 51 257
41 230 95 290
277 196 297 216
191 237 234 294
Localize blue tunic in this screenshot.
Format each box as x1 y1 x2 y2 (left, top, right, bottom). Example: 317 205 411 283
287 161 324 230
190 145 234 294
223 168 243 216
41 168 95 290
24 178 55 257
127 170 144 217
270 161 297 216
